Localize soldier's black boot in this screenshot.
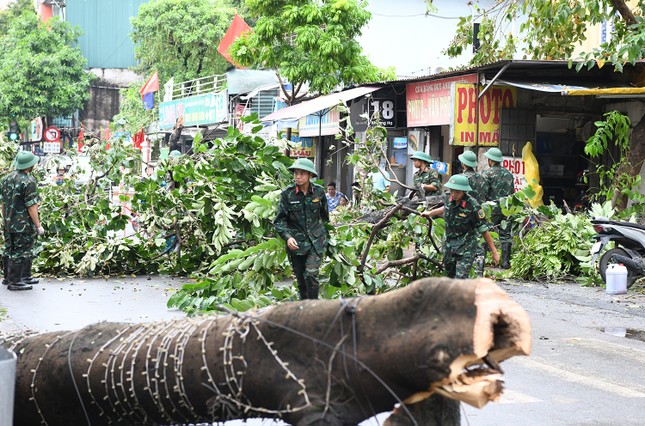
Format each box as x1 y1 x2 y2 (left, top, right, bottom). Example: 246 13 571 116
306 276 319 300
297 284 307 300
501 243 512 269
21 258 39 285
2 255 7 286
7 260 32 291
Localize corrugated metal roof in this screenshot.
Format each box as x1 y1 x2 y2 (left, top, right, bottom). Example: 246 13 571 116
67 0 150 69
262 86 381 122
367 59 645 86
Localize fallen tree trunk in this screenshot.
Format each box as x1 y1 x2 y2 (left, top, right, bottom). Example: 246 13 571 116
2 277 531 426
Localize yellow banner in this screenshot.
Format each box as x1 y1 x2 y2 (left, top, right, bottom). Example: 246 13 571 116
451 84 517 146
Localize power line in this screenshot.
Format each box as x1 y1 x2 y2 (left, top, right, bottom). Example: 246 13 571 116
371 12 461 20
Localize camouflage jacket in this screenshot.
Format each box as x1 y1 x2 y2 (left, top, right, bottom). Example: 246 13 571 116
274 183 329 256
413 168 442 195
462 169 488 204
0 170 39 233
443 193 488 253
482 165 514 201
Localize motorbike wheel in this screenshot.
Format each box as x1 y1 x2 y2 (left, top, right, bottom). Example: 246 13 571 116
598 248 638 289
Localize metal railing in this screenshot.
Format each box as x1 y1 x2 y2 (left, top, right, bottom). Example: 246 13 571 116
168 74 226 100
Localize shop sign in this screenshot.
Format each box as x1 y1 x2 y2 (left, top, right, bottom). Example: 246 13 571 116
406 74 477 127
502 156 526 192
368 98 396 127
351 96 398 130
158 90 228 130
43 142 61 154
289 135 315 158
298 107 340 137
30 117 43 142
450 84 517 146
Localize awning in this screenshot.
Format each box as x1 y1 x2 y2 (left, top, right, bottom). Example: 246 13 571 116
262 86 381 122
497 79 645 98
563 87 645 98
496 79 589 93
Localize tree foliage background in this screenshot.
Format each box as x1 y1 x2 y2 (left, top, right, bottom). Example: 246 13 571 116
230 0 394 104
130 0 236 83
442 0 645 212
444 0 645 70
0 1 92 125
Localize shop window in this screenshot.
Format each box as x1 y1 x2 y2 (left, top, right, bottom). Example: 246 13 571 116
500 109 536 157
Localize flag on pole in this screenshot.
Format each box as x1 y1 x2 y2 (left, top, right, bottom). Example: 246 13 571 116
139 71 159 109
217 14 252 67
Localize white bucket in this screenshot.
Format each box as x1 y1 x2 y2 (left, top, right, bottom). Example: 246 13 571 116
605 263 628 295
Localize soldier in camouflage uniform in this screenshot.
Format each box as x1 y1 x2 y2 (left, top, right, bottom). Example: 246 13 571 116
482 147 515 269
410 151 442 196
274 158 329 300
1 151 45 291
422 174 499 279
458 150 489 276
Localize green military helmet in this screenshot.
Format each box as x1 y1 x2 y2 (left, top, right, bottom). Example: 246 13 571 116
458 150 477 168
14 151 39 170
410 151 433 164
289 158 318 177
484 147 503 163
444 174 472 192
169 150 182 158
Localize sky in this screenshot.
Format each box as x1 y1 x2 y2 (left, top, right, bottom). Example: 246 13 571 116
358 0 486 77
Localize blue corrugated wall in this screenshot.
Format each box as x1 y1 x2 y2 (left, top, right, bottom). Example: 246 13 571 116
66 0 150 69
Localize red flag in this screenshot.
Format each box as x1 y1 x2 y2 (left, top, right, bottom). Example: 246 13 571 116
217 14 252 66
139 71 159 99
133 129 145 149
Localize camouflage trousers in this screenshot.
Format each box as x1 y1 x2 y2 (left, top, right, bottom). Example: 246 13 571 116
491 210 513 244
443 247 476 279
4 232 35 263
288 250 323 300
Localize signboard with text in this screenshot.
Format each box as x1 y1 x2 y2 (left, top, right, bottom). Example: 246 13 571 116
158 90 228 130
406 74 477 127
450 84 517 146
289 135 316 157
298 107 340 137
502 156 526 193
43 142 62 154
368 97 397 127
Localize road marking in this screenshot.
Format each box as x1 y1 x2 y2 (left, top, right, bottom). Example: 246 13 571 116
566 337 645 363
512 357 645 398
497 389 542 404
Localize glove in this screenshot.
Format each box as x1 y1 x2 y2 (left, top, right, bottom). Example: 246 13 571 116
37 226 45 236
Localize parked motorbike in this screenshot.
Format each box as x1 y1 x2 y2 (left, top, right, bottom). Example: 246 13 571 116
590 217 645 288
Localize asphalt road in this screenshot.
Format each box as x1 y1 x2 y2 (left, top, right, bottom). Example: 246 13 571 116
1 276 644 425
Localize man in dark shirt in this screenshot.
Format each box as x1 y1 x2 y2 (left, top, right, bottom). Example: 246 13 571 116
1 151 45 291
274 158 329 300
422 174 499 278
482 148 515 269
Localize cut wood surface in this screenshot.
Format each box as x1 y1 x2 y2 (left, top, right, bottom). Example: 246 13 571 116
1 277 531 426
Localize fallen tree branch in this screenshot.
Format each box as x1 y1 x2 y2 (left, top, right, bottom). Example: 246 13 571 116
3 278 531 426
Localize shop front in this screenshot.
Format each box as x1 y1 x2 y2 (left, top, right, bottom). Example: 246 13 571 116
261 86 382 196
401 60 645 208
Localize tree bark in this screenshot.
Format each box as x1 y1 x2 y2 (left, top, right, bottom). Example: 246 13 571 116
2 278 531 426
